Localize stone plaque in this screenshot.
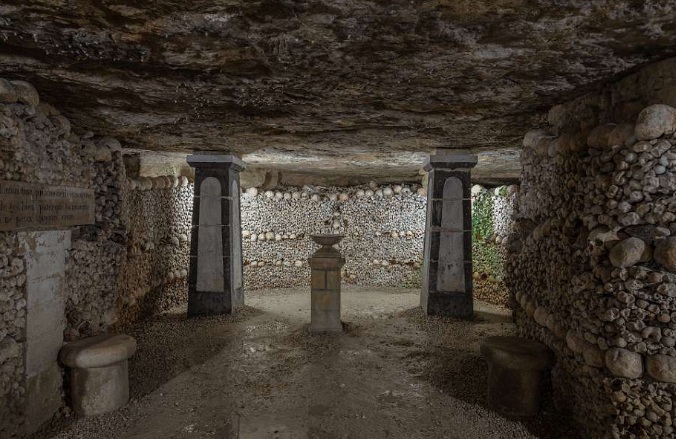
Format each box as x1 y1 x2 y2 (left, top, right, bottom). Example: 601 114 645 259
0 180 94 231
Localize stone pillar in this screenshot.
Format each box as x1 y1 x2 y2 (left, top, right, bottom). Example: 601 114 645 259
309 235 345 332
421 151 477 318
187 153 245 317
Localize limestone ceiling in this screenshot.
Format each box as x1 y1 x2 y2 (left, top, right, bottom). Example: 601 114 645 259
1 0 676 181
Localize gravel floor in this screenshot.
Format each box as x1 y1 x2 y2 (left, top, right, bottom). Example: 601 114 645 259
31 287 580 439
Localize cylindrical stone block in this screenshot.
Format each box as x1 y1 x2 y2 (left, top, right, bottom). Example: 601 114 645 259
70 361 129 416
486 363 544 417
59 333 137 417
480 336 552 417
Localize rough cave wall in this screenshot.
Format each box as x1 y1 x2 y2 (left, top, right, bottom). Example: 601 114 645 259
507 58 676 438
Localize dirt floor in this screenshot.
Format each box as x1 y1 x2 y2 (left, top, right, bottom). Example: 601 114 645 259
33 287 580 439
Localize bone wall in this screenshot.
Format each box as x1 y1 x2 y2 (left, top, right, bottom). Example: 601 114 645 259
240 185 427 289
119 176 193 321
0 78 196 437
239 184 516 303
0 74 517 436
472 185 518 306
64 155 127 341
118 180 517 301
508 101 676 437
0 78 101 437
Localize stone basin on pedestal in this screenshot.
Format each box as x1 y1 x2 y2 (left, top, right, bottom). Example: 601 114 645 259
308 234 345 332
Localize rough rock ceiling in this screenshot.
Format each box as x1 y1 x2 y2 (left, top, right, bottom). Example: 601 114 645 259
1 0 676 181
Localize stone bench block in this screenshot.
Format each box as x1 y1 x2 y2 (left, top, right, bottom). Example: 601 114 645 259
480 336 552 417
59 334 137 416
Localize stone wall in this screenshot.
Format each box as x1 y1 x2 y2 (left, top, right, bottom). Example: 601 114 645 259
119 176 193 321
472 185 517 306
549 57 676 136
240 183 517 305
507 99 676 436
0 78 197 437
0 78 100 437
240 184 427 290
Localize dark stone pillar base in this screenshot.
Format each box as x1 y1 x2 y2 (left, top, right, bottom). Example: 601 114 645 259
425 292 473 318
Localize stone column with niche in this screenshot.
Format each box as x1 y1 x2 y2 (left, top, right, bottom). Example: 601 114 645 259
187 153 245 317
421 151 478 318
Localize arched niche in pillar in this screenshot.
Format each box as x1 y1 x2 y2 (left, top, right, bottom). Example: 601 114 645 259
196 177 225 292
437 177 465 292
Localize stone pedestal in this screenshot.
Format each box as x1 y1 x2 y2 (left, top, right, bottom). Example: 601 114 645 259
187 153 246 317
59 334 137 416
421 151 477 318
309 235 345 332
480 336 553 417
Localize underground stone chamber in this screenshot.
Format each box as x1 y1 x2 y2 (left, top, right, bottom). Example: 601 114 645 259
2 3 676 437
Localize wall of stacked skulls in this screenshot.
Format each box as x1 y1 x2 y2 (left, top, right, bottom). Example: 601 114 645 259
117 177 193 323
239 184 517 300
507 63 676 437
240 184 427 289
0 78 98 437
0 77 196 436
472 185 518 306
65 172 194 341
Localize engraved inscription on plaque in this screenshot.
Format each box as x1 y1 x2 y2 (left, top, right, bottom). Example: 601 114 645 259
0 180 95 231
